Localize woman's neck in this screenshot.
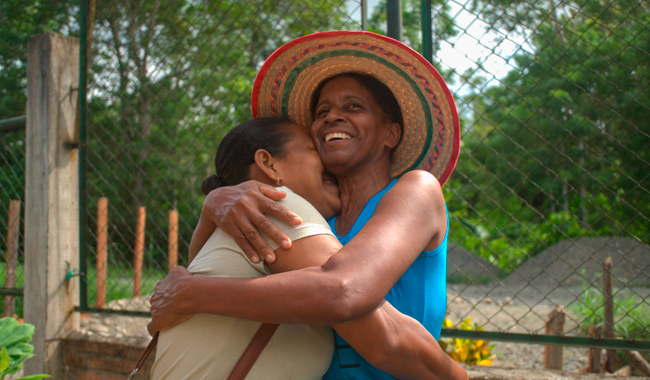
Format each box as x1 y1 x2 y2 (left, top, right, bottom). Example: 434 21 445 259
334 164 393 236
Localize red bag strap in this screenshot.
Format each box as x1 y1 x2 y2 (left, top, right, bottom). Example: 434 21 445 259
128 323 279 380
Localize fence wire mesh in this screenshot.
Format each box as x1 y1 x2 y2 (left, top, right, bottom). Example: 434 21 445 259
38 0 650 357
0 127 25 317
81 0 365 315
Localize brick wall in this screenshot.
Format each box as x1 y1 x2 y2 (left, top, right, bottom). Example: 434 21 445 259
62 337 154 380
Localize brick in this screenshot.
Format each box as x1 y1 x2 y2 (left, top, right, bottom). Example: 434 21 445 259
64 367 103 380
100 373 129 380
99 342 130 358
89 356 134 374
64 353 88 368
64 338 101 354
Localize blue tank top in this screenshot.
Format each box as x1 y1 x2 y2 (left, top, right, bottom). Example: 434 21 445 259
322 178 448 380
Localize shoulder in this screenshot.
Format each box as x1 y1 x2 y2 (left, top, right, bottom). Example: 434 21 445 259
377 171 447 248
263 187 333 249
394 170 442 194
274 187 328 225
384 170 444 207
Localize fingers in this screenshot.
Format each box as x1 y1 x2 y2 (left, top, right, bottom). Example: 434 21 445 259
259 184 303 226
203 180 304 263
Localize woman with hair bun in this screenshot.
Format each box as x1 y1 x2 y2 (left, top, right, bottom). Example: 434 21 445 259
151 31 467 380
150 117 464 380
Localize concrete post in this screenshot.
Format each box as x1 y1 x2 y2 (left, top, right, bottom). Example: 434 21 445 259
24 33 80 377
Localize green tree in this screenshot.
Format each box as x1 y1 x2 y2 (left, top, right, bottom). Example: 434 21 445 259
450 0 650 269
83 0 358 294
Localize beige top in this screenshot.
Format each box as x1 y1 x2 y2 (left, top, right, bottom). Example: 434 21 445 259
151 187 335 380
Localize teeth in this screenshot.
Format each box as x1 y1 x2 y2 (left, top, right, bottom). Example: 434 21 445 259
324 132 352 142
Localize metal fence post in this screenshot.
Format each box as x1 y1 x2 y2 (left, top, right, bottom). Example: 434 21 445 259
23 33 80 377
420 0 432 63
386 0 402 41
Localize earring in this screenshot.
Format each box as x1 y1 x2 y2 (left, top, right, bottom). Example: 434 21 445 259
276 178 281 186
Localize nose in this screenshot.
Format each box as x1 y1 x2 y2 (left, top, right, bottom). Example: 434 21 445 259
325 106 344 124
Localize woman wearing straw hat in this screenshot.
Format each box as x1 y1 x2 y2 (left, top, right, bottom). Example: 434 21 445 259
151 31 462 379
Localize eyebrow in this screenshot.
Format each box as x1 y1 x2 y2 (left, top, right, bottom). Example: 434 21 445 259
316 94 369 110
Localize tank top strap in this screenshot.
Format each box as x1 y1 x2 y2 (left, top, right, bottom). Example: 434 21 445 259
328 179 398 244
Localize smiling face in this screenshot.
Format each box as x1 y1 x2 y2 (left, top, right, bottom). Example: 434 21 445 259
272 122 341 219
310 75 401 177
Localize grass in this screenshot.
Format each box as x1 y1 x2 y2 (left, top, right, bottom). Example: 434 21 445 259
86 265 166 307
0 261 166 313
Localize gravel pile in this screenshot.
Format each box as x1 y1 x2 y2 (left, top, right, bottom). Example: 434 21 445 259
502 237 650 290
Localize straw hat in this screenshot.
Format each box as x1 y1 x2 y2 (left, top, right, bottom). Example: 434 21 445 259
251 30 460 186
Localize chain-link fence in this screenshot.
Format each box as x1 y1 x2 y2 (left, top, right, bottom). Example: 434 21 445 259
4 0 638 362
0 119 26 318
79 0 366 316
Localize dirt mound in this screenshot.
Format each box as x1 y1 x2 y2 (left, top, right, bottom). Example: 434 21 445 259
503 237 650 289
447 244 505 283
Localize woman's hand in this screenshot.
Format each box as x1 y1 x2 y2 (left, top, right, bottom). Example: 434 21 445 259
203 180 302 263
149 267 195 331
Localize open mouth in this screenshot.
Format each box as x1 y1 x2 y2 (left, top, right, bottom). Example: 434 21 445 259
324 132 352 142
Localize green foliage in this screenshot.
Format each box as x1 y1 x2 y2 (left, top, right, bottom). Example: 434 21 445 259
0 317 49 380
0 0 77 119
447 0 650 270
367 0 458 79
82 0 358 270
569 280 650 341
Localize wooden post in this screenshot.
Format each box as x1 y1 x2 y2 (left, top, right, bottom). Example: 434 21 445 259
602 257 618 372
133 206 146 297
4 200 20 317
168 210 178 272
96 197 108 308
624 351 650 376
544 305 565 370
24 33 79 377
588 323 603 373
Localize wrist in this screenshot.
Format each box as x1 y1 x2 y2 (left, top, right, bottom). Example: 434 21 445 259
175 274 198 313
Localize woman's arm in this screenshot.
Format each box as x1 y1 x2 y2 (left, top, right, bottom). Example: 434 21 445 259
267 233 465 380
187 213 215 264
332 303 467 380
151 171 446 327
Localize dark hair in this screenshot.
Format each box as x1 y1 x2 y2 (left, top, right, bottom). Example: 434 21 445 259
201 118 295 195
309 72 404 134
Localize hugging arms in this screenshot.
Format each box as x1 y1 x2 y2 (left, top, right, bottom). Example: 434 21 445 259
151 172 466 380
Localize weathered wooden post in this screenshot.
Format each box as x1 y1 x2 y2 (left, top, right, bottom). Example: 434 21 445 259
588 323 603 373
544 305 565 370
4 200 20 317
602 257 618 373
133 206 146 297
168 209 178 272
23 33 80 376
96 197 108 308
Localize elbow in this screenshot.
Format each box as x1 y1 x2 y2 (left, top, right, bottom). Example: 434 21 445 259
316 274 376 325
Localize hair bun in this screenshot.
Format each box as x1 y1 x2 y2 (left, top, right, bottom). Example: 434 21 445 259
201 174 223 195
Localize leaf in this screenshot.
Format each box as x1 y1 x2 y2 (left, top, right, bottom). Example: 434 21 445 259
15 375 51 380
0 317 37 376
0 348 10 372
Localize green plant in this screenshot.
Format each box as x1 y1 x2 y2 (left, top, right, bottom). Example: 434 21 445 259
570 277 650 341
440 317 495 366
0 317 49 380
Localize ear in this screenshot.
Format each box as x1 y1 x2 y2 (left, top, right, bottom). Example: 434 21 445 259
384 122 402 149
253 149 281 183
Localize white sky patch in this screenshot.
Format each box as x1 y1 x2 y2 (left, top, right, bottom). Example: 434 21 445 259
346 0 536 93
